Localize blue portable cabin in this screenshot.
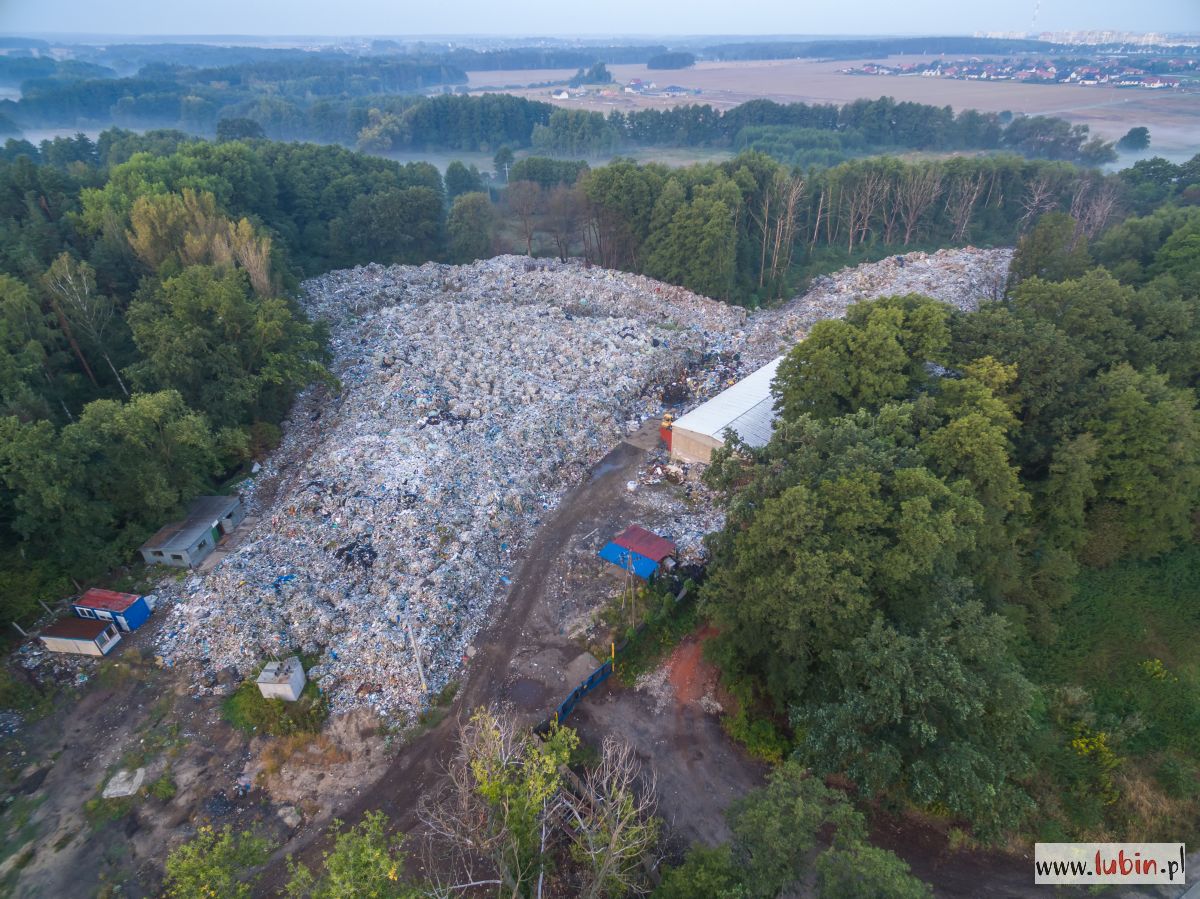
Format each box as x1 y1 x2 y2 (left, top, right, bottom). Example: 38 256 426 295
597 542 661 580
73 588 153 633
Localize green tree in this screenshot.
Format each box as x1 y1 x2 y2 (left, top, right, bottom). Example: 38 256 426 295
446 192 496 263
1006 212 1091 291
726 763 861 897
653 846 745 899
493 145 515 181
0 274 63 421
443 160 482 202
126 265 327 427
330 187 444 265
1010 270 1136 372
1116 127 1150 153
798 600 1036 839
1077 364 1200 562
216 118 267 142
163 824 271 899
774 295 950 421
285 812 422 899
815 844 931 899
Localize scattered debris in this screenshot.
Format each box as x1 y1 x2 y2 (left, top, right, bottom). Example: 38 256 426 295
741 246 1013 364
102 768 145 799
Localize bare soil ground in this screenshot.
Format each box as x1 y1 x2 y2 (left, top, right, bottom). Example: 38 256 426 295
469 57 1200 157
1 602 392 897
572 628 767 850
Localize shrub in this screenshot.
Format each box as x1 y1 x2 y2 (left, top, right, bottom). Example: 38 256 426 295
163 824 271 899
223 678 328 738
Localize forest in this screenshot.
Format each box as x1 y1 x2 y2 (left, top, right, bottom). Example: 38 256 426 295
0 48 1119 169
694 186 1200 866
0 125 1195 629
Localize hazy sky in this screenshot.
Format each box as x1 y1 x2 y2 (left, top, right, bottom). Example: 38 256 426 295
2 0 1197 38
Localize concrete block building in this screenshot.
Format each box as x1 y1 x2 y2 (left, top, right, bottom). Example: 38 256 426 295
139 496 245 568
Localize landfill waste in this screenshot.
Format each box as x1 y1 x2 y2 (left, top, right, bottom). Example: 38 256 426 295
149 249 1013 721
153 256 744 719
741 246 1013 365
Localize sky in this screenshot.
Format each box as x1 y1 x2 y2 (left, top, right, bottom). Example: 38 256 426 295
1 0 1197 39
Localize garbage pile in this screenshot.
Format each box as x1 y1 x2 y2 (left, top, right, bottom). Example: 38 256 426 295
742 247 1013 365
154 257 743 718
152 249 1013 721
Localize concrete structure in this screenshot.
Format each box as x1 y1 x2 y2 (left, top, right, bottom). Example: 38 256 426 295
72 588 153 632
256 656 306 702
40 618 122 657
668 356 784 464
139 495 246 568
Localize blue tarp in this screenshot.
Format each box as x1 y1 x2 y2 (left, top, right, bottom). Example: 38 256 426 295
597 542 659 580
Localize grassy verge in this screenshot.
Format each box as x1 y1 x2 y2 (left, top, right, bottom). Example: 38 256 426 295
223 678 328 738
606 582 698 686
1024 545 1200 843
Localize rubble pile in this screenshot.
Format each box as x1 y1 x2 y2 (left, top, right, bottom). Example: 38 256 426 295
743 247 1013 364
154 258 741 718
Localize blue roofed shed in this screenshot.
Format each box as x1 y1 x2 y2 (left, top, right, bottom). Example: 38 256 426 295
597 542 662 580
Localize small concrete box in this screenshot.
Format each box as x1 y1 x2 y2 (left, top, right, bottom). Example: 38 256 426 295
256 656 306 702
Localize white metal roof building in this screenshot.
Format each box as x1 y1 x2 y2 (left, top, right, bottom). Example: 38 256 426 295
669 356 784 464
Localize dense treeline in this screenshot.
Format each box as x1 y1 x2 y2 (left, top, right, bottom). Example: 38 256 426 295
5 57 468 137
0 133 458 621
498 150 1151 305
525 97 1115 165
440 44 667 70
699 197 1200 845
4 59 1117 168
0 56 114 86
647 52 696 70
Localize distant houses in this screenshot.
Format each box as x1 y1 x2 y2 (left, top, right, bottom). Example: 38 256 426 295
139 495 245 568
844 55 1192 89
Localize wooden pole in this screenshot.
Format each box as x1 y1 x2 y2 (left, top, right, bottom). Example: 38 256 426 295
405 621 429 696
11 622 28 638
38 600 54 616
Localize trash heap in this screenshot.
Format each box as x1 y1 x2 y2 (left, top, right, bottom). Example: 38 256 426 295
154 257 743 718
742 247 1013 365
152 249 1014 721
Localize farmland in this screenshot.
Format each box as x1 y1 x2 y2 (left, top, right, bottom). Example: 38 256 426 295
469 56 1200 160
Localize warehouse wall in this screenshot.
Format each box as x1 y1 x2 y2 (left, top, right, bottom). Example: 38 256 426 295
669 429 722 465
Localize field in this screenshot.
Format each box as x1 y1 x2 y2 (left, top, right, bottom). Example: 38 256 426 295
468 56 1200 160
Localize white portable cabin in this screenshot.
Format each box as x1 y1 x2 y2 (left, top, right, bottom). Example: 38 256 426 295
256 656 307 702
40 618 122 657
669 357 784 464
